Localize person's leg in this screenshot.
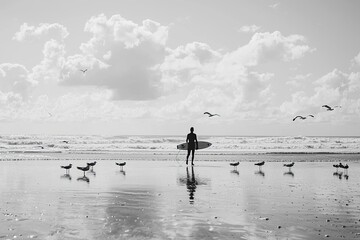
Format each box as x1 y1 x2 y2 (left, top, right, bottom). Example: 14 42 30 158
191 149 195 165
186 149 190 164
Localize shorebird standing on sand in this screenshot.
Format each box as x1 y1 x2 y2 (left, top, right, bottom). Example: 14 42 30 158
254 161 265 170
61 163 72 174
333 163 340 172
339 163 349 175
116 162 126 171
87 161 97 170
230 162 239 170
204 112 220 117
77 164 90 176
283 162 295 171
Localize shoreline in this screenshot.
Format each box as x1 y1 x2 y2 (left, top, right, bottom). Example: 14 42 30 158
1 151 360 162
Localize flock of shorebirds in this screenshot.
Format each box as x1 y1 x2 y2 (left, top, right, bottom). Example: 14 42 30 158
204 104 341 121
60 161 126 181
229 160 349 179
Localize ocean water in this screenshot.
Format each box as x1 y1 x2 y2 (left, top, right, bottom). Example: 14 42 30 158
0 135 359 155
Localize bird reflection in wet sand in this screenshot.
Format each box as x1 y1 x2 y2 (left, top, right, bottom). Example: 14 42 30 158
77 176 90 183
88 169 96 176
255 170 265 177
231 169 239 175
60 174 72 180
284 170 294 177
333 171 349 180
333 171 343 179
186 166 197 204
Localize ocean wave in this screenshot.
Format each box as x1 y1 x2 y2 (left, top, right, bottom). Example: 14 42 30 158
0 135 359 154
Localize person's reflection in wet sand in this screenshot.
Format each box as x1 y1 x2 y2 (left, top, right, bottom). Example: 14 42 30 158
186 166 197 204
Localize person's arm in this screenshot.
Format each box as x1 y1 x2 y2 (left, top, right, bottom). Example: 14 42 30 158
186 134 189 143
195 134 198 149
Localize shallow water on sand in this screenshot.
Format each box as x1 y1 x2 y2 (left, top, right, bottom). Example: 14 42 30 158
0 157 360 239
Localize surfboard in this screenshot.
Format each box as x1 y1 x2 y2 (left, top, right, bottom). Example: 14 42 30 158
176 141 212 150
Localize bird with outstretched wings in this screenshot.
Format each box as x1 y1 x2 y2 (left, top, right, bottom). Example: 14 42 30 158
204 112 220 117
292 115 314 121
322 105 341 111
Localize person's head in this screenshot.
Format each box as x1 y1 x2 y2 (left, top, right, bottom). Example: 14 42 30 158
190 127 194 133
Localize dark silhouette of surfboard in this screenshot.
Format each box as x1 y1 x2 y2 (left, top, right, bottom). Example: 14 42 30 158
177 141 212 150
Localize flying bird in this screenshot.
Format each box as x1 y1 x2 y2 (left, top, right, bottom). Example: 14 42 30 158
80 69 88 74
322 105 341 111
204 112 220 117
292 115 314 121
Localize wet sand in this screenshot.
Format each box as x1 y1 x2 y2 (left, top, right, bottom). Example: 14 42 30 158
1 156 360 239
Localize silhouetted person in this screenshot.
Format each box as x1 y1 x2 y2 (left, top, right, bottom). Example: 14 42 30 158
186 166 197 204
186 127 198 165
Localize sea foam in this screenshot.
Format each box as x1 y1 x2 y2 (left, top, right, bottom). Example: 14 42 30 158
0 135 359 154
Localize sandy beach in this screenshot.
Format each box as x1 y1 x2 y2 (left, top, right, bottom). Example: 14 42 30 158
1 152 360 240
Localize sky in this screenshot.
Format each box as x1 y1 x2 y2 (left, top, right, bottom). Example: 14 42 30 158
0 0 360 136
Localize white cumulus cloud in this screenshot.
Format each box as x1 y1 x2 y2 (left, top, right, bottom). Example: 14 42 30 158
13 23 69 41
61 14 169 100
239 25 261 33
0 63 34 99
220 31 314 67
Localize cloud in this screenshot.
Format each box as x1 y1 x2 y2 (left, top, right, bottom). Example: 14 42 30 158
287 73 312 87
29 39 66 83
269 2 280 9
61 14 169 100
157 31 313 120
221 31 314 67
13 23 69 41
280 69 360 121
160 42 221 90
0 63 34 99
239 25 261 33
3 16 317 125
353 51 360 66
